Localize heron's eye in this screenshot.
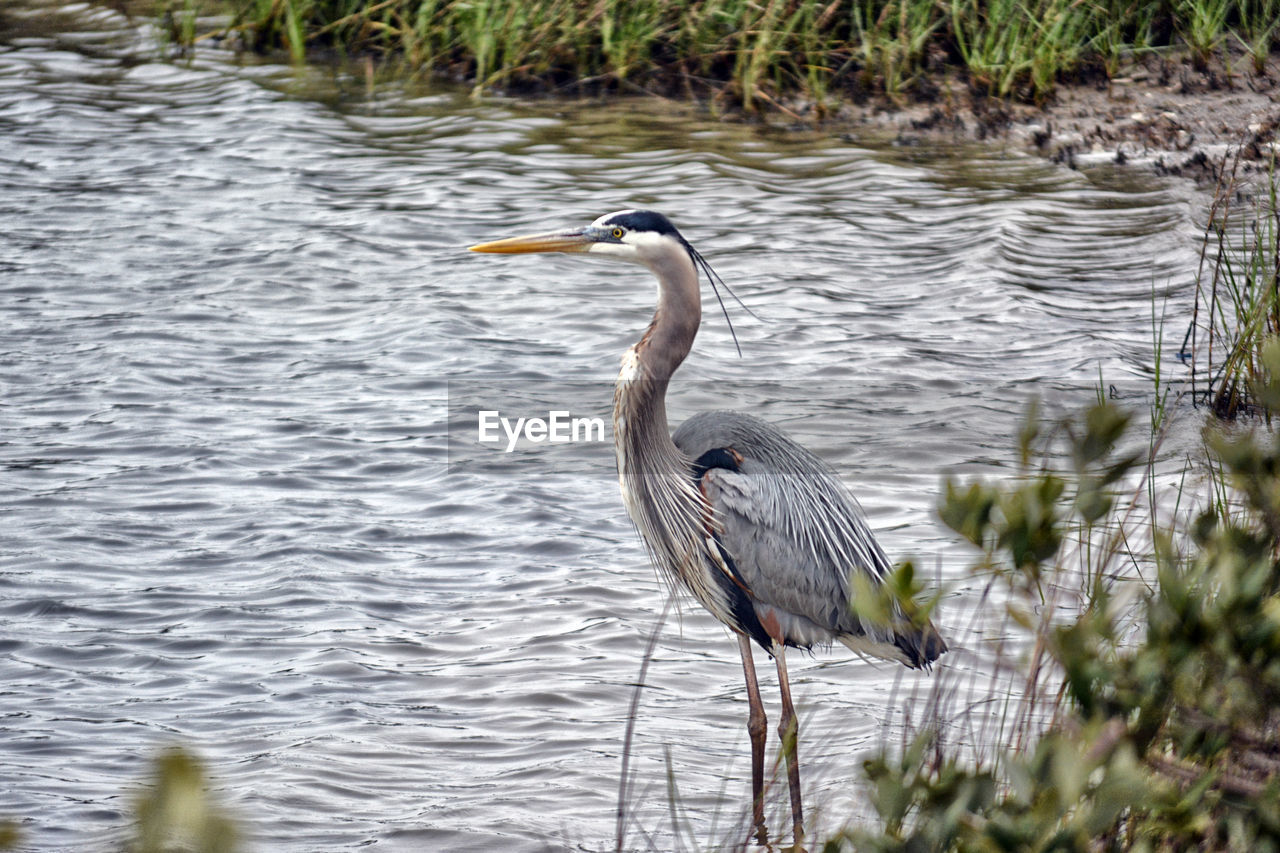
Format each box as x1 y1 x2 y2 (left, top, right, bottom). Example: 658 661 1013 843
611 227 624 239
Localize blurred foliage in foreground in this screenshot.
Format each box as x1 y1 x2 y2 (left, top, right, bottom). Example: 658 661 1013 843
131 749 238 853
826 346 1280 852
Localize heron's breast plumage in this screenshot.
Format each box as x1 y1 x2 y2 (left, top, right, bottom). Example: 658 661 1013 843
613 350 737 629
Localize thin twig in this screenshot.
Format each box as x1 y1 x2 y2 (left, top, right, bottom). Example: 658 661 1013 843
616 594 674 852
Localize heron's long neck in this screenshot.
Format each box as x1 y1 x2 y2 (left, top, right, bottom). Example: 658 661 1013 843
612 250 734 623
613 250 703 536
613 250 702 464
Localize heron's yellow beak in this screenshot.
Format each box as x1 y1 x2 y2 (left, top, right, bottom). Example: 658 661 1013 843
468 228 598 254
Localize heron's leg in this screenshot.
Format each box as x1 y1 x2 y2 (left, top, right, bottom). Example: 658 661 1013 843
737 633 767 830
772 642 804 844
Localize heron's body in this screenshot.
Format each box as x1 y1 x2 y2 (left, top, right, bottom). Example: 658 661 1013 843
470 209 946 844
672 410 940 661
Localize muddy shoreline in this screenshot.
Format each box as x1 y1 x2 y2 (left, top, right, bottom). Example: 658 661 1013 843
822 54 1279 186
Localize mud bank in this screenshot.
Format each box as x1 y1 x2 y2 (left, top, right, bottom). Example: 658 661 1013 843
829 54 1280 185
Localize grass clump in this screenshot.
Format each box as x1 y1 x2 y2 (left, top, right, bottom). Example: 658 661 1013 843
1185 157 1280 420
210 0 1280 109
950 0 1097 102
826 379 1280 851
1234 0 1280 73
848 0 947 105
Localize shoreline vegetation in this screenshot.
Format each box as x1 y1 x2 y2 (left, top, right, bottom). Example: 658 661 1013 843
213 0 1274 103
191 0 1280 178
837 382 1280 852
1188 155 1280 417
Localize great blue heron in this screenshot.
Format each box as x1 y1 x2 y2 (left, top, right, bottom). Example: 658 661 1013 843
469 210 946 844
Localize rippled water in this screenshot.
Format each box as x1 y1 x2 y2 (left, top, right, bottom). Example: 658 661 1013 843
1 3 1205 850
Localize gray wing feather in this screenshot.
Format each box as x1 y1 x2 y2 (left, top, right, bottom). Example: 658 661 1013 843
672 410 894 638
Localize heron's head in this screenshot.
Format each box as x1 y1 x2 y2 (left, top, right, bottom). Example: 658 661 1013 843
467 209 691 269
469 209 752 354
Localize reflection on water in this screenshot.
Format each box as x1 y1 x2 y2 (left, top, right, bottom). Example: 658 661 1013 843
0 1 1202 849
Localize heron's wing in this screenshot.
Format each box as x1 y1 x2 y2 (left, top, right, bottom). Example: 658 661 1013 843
673 410 894 637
